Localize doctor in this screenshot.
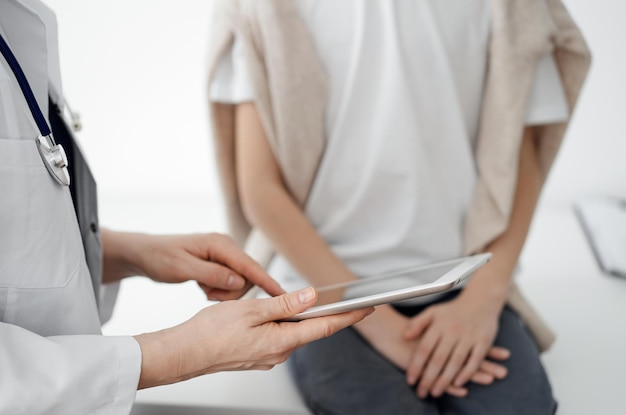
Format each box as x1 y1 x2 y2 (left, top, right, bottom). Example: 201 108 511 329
0 1 372 414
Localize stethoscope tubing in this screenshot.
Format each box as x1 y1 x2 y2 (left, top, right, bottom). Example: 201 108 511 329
0 33 53 139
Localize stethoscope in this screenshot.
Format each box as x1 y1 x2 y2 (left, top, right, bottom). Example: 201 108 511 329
0 32 75 186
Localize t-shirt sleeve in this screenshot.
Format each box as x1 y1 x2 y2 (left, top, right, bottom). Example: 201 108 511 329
0 322 141 414
209 35 254 104
524 54 569 125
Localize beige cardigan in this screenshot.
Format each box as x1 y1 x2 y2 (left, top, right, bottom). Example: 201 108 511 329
207 0 591 352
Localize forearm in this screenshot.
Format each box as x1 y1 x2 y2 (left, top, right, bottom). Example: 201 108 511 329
101 229 147 284
244 177 408 359
134 324 190 389
236 102 405 351
133 289 373 390
461 127 543 308
235 103 355 288
244 183 356 287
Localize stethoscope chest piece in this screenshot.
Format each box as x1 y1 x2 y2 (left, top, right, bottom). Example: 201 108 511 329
0 32 71 187
37 134 70 186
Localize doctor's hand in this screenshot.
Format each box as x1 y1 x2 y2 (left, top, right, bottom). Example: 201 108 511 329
403 294 507 399
134 287 374 389
102 230 283 300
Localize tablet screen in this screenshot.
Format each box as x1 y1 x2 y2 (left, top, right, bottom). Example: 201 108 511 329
313 258 465 308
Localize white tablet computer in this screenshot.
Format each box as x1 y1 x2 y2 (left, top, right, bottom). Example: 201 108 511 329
286 253 491 321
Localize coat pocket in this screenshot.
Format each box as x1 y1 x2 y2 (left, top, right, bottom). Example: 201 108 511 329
0 138 82 289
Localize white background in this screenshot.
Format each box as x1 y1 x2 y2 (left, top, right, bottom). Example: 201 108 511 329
48 0 226 237
47 0 626 215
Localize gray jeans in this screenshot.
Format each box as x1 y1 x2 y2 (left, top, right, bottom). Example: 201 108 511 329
289 291 556 415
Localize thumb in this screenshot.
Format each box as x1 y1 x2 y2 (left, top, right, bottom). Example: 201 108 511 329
254 287 318 324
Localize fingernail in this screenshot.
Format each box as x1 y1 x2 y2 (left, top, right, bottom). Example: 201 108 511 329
298 287 315 304
227 275 244 288
418 387 428 398
406 374 416 385
432 387 442 397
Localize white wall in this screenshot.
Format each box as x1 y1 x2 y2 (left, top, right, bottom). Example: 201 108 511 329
47 0 625 220
542 0 626 207
47 0 219 205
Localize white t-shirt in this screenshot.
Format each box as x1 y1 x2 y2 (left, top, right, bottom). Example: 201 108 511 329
210 0 569 292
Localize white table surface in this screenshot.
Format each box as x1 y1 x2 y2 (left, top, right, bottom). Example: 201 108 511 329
517 207 626 415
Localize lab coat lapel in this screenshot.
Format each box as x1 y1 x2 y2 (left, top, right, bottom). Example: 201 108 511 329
0 0 50 127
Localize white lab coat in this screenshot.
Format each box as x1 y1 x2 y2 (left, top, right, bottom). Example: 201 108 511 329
0 1 141 413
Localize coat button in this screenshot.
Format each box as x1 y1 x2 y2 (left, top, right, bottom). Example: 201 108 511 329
90 222 98 233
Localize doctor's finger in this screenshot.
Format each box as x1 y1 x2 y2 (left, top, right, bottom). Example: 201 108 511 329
280 308 375 347
252 288 318 323
252 288 373 331
199 282 252 301
205 234 284 296
193 260 249 292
